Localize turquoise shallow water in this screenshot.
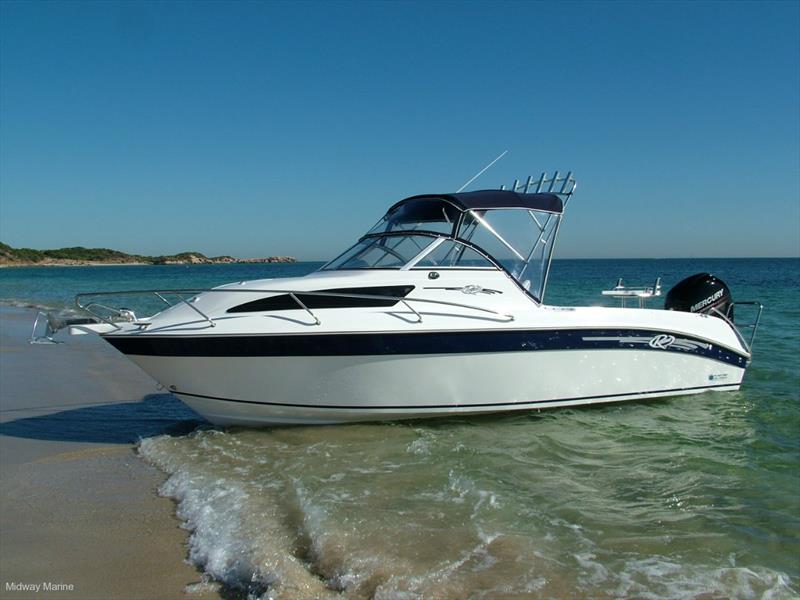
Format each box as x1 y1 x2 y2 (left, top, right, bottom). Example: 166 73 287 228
1 258 798 598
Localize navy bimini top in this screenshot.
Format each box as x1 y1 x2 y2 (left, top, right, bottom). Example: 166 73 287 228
389 190 563 215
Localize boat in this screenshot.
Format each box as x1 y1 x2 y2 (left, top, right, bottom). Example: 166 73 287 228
59 172 762 425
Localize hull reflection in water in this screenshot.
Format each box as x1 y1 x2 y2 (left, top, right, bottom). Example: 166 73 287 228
139 397 797 599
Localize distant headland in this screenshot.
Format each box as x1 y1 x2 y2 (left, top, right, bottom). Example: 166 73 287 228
0 242 296 267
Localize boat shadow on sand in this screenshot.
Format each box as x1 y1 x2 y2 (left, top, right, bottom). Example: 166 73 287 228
0 393 207 444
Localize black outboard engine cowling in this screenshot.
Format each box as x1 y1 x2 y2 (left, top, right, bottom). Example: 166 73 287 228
664 273 734 320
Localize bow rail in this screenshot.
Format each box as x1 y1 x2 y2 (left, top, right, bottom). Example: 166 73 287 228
74 287 516 331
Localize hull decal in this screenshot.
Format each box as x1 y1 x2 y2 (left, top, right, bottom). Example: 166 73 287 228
175 382 739 411
104 328 748 367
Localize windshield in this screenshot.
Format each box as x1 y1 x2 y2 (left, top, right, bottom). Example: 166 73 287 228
322 235 497 271
322 235 439 270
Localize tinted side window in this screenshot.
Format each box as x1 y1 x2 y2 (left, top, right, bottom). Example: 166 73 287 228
227 286 415 313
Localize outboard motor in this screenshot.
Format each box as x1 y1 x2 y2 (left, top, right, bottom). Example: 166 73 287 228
664 273 734 320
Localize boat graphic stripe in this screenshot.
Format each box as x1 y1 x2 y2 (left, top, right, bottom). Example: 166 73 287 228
173 382 739 411
104 328 749 367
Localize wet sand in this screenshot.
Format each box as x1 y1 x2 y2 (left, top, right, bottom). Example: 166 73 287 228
0 307 218 600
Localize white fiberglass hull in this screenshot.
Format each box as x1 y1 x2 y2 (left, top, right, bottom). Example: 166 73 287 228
127 349 744 426
96 270 752 426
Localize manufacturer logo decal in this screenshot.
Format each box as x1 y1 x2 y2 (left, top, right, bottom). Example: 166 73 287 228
582 334 712 352
691 289 724 312
648 334 676 349
424 286 502 295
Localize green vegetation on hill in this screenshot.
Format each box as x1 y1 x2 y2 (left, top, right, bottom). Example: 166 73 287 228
1 241 44 262
42 246 149 262
0 242 295 266
0 242 148 264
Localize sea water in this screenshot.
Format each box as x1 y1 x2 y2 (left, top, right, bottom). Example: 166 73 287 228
2 258 798 598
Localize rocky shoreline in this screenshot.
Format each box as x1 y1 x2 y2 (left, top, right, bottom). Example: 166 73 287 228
150 254 297 266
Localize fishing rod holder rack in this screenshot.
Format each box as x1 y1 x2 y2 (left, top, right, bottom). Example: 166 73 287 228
500 171 577 203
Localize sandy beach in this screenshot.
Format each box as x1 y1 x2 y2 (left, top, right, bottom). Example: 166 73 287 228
0 307 218 600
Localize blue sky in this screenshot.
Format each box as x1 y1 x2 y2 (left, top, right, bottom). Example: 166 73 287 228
1 0 798 260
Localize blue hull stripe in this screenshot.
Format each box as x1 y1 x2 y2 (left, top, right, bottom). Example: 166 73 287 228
174 382 739 411
104 328 748 368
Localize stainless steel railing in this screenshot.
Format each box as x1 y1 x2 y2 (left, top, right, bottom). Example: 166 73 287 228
708 300 763 354
74 287 516 330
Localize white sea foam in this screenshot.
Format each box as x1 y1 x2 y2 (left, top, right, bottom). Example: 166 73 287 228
139 435 337 599
405 437 430 455
140 438 269 594
575 551 611 585
183 576 219 595
609 555 795 600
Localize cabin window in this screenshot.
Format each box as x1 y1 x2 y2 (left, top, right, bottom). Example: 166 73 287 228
227 286 415 313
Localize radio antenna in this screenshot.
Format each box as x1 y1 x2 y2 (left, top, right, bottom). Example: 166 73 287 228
456 150 508 192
